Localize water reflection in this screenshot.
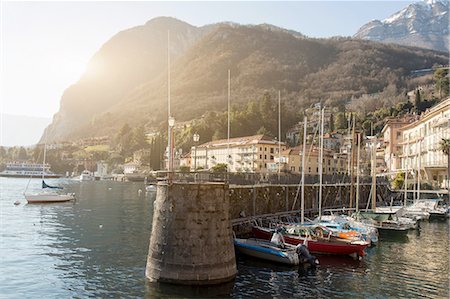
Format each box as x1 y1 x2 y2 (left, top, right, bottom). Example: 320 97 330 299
145 281 234 298
1 178 448 298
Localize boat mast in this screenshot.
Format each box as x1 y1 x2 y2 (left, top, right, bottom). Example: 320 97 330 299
167 30 172 173
349 114 356 211
278 90 281 180
301 116 307 224
356 132 361 212
42 142 46 181
227 69 231 171
371 136 377 210
416 139 421 203
404 137 409 206
318 106 324 219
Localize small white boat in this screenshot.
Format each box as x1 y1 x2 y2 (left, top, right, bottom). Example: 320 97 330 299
25 191 75 203
145 184 157 192
234 238 300 265
77 170 95 181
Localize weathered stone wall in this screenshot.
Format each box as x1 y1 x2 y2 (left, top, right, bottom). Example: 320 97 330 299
229 184 381 220
146 182 236 285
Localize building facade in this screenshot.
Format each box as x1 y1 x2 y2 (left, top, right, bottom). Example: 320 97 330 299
192 135 286 173
381 115 417 174
279 146 348 175
400 98 450 189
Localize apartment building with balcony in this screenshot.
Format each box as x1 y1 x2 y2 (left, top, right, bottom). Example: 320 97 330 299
400 98 450 189
191 135 286 173
277 145 348 175
380 115 418 174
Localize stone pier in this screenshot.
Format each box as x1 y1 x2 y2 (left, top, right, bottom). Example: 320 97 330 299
145 182 237 285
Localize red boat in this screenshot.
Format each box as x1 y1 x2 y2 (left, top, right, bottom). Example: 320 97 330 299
252 226 369 258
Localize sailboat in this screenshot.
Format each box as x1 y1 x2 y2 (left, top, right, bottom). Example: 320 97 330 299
24 140 75 203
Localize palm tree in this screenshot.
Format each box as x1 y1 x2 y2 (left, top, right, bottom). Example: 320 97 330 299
440 138 450 190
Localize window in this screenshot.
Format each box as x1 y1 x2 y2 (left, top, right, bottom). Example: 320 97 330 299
270 148 274 154
259 154 262 159
265 147 267 151
264 155 267 159
264 163 267 168
270 155 274 160
308 167 311 173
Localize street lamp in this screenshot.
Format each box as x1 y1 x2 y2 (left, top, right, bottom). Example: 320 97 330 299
168 116 175 176
193 133 200 171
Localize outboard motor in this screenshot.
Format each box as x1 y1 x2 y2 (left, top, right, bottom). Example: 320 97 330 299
296 244 319 268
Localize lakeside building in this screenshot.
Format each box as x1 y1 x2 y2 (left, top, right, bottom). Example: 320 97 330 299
191 135 286 173
276 146 348 175
399 98 450 189
380 115 418 174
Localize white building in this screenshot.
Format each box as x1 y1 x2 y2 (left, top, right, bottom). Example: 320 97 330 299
400 98 450 189
192 135 286 173
123 162 140 174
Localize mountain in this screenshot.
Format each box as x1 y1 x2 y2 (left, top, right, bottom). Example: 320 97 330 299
1 114 51 147
45 17 214 142
43 17 448 143
354 0 449 52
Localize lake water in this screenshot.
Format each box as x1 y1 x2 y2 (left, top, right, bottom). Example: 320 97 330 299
1 178 448 298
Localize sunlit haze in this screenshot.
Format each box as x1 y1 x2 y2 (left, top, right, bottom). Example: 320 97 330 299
1 1 415 120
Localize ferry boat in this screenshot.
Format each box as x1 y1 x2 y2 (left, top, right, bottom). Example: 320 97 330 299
0 162 61 178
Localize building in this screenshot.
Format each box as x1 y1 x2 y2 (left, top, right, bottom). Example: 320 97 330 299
123 162 140 174
323 133 343 151
180 153 192 169
400 98 450 189
95 161 108 178
285 123 303 146
278 145 348 175
192 135 286 173
380 115 418 174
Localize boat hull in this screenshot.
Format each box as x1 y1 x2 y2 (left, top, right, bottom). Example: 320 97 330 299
252 227 367 257
234 238 299 265
25 193 74 203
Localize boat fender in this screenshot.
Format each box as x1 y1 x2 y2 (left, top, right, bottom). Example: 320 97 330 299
296 244 318 267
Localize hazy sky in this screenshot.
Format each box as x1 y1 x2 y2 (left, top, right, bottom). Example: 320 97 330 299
1 0 415 120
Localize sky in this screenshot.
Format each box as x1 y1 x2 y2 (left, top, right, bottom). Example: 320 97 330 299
0 0 416 144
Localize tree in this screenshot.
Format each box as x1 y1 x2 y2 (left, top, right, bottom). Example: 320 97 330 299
414 89 421 114
211 163 228 173
439 138 450 190
334 112 347 130
17 147 28 160
329 113 335 132
131 126 148 152
179 165 190 173
0 146 6 161
392 172 405 190
434 68 449 99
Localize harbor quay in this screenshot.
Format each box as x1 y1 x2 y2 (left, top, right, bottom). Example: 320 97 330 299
145 179 386 285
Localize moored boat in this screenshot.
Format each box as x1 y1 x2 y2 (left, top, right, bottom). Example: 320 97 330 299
252 225 369 259
234 238 300 265
25 192 75 203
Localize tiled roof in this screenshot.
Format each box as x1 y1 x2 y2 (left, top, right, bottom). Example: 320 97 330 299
197 134 283 148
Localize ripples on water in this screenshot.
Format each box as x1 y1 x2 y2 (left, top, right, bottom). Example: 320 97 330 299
0 178 448 298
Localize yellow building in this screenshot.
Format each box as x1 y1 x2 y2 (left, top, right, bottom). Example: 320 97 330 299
192 135 286 173
279 145 348 175
380 116 417 174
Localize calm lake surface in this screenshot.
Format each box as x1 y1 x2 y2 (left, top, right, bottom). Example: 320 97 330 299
1 178 448 298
